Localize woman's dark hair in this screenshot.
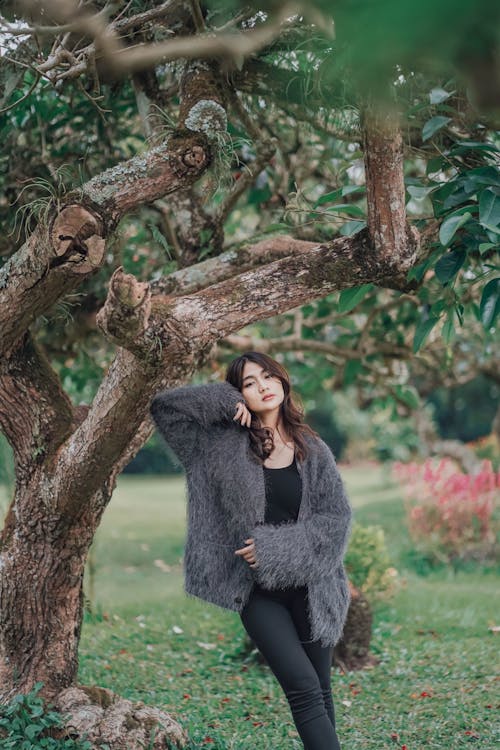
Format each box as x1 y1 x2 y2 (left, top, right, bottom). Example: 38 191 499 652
225 351 319 463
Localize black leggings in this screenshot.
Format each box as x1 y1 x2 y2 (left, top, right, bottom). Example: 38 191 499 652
240 583 341 750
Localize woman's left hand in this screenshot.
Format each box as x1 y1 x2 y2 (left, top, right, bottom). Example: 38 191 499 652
234 538 258 567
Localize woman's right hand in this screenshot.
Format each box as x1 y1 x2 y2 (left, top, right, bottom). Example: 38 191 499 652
233 401 252 428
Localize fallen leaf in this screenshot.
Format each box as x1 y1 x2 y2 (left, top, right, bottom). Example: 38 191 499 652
154 559 172 572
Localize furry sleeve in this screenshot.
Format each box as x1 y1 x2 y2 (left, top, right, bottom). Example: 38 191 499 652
149 381 245 468
250 440 353 589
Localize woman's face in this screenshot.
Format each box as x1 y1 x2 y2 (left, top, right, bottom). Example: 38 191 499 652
240 361 285 417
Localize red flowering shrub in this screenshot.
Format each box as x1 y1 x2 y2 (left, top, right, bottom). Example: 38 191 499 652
392 458 500 565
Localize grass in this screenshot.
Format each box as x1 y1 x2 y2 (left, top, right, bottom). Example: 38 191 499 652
75 464 499 749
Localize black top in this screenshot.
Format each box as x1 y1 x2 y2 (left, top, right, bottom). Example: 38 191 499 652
263 454 302 525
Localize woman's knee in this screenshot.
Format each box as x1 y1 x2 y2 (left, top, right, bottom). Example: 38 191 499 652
284 675 327 722
283 672 323 702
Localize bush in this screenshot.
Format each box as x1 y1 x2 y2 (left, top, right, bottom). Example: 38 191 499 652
0 683 94 750
344 521 400 600
392 457 500 569
469 434 500 472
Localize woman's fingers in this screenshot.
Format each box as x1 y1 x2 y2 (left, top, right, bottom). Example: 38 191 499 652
233 402 245 422
233 401 252 428
234 539 257 566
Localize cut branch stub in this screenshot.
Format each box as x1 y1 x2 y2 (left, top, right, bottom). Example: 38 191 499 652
50 205 105 274
182 144 207 168
96 266 152 346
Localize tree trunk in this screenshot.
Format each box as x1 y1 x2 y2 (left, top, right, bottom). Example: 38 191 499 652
0 480 108 701
333 582 379 672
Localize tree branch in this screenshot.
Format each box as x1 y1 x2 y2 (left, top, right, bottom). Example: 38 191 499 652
0 330 75 477
52 225 422 516
361 104 420 267
21 0 302 81
0 134 210 358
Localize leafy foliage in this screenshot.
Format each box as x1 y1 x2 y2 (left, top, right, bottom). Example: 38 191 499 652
344 522 399 599
0 3 497 438
393 458 500 568
0 683 94 750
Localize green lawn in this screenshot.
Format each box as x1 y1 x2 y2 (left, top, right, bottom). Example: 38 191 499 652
76 464 499 749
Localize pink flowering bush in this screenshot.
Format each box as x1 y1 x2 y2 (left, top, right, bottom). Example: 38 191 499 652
392 457 500 566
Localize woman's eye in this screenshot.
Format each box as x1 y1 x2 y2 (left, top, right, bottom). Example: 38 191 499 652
244 375 272 387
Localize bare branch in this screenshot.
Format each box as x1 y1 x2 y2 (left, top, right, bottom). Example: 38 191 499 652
21 0 303 81
219 331 411 362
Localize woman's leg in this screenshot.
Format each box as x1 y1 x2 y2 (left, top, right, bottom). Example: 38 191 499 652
240 587 341 750
300 641 336 729
290 588 336 729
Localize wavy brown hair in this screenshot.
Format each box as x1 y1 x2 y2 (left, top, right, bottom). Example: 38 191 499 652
225 351 319 463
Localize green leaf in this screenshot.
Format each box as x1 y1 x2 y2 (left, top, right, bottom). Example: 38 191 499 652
407 247 442 282
442 312 456 344
413 315 440 353
479 278 500 328
430 298 448 315
343 358 364 386
407 260 427 283
479 188 500 233
149 224 173 258
394 385 420 409
422 116 451 141
429 87 453 104
450 140 500 155
314 189 342 207
338 284 373 313
439 211 472 246
25 723 43 739
407 185 435 200
434 249 466 284
463 166 500 191
314 186 365 208
342 185 365 197
479 242 496 255
339 220 366 236
426 156 447 175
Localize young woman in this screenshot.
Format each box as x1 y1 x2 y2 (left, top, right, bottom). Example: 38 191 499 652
150 351 353 750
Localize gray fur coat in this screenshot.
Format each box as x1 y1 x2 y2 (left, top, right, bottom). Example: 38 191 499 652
149 381 353 648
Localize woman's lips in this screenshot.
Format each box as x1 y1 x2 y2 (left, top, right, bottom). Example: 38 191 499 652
262 394 275 401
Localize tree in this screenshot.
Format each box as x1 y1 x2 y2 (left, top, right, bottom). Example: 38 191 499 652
0 0 498 744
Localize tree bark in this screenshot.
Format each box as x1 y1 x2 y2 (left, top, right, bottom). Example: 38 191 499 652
361 103 420 275
0 135 210 359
